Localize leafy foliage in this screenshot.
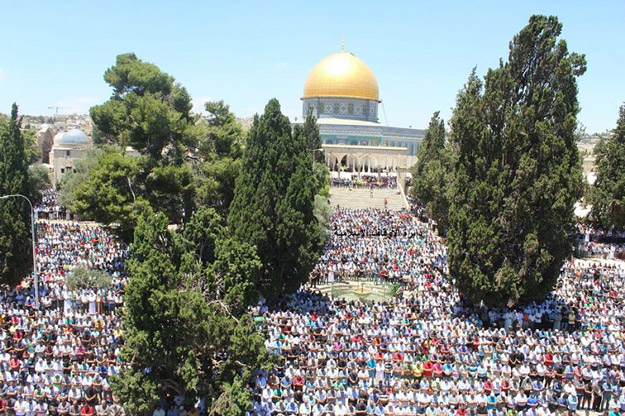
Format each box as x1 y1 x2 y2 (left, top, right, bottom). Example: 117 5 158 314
228 101 324 300
447 15 586 306
69 147 144 241
28 164 51 203
0 104 35 286
65 54 245 240
590 104 625 230
66 267 112 290
114 208 272 414
410 111 454 233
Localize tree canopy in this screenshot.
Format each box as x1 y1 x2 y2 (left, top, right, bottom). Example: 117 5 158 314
114 207 271 414
410 111 453 233
0 104 36 286
63 54 245 240
228 100 324 301
447 15 586 306
589 103 625 231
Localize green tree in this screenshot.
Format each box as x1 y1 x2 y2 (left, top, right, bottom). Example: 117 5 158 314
58 147 107 206
69 147 144 241
90 53 193 161
192 100 246 216
28 164 52 202
590 103 625 230
0 104 35 286
228 100 323 300
447 15 586 306
69 54 198 237
114 209 271 415
410 111 453 232
202 100 243 159
66 267 112 290
195 158 242 217
71 55 244 237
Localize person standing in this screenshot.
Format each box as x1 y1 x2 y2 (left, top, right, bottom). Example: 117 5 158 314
592 382 603 412
602 378 615 411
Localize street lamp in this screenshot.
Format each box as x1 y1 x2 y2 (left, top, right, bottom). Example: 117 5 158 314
0 194 39 308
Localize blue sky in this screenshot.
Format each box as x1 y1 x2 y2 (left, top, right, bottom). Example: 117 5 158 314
0 0 623 133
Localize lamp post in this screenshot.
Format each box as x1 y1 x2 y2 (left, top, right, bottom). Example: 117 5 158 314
0 194 39 308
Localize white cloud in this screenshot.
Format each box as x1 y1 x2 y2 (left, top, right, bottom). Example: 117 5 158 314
192 95 212 114
52 96 100 114
275 62 287 70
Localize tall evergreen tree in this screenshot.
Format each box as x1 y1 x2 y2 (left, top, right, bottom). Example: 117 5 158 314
0 104 35 286
447 15 586 306
414 112 446 177
114 208 271 415
590 103 625 231
228 100 322 301
410 111 453 232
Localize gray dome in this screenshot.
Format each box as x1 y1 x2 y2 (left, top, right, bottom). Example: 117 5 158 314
61 129 88 145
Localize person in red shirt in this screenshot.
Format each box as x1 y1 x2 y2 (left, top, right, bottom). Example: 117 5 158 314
483 379 494 395
423 360 433 377
80 401 94 416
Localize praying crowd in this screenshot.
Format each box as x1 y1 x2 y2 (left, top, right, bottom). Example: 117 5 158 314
310 208 442 285
3 191 625 416
34 191 68 221
573 225 625 261
331 175 398 190
249 208 625 416
0 217 128 415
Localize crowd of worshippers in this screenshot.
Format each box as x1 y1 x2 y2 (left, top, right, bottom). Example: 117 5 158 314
309 208 443 286
248 208 625 416
34 190 69 221
0 220 128 416
573 224 625 261
331 175 398 190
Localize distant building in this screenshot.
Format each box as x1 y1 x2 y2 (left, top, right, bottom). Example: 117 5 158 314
296 45 424 191
35 125 55 164
49 129 90 185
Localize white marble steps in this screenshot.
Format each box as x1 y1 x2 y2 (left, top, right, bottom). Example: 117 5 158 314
328 187 406 210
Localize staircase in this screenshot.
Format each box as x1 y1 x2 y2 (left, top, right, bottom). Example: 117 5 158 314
328 187 407 210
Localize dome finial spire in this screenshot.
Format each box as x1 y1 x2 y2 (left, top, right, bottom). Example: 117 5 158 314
341 35 345 52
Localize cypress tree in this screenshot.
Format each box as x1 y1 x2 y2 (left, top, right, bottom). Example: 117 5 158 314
448 15 586 306
0 104 34 286
228 99 321 300
590 104 625 231
410 111 453 232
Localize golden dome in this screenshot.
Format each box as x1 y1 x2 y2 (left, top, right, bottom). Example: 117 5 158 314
302 51 380 102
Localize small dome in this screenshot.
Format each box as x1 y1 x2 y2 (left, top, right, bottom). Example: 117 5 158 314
303 51 379 101
61 129 88 145
53 132 65 146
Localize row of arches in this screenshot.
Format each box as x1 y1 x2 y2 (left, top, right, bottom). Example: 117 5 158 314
325 153 401 173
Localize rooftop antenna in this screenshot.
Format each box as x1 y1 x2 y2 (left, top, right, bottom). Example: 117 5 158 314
341 35 345 52
47 106 65 120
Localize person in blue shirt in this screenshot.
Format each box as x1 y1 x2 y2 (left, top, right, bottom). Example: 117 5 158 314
567 393 578 413
602 379 615 411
